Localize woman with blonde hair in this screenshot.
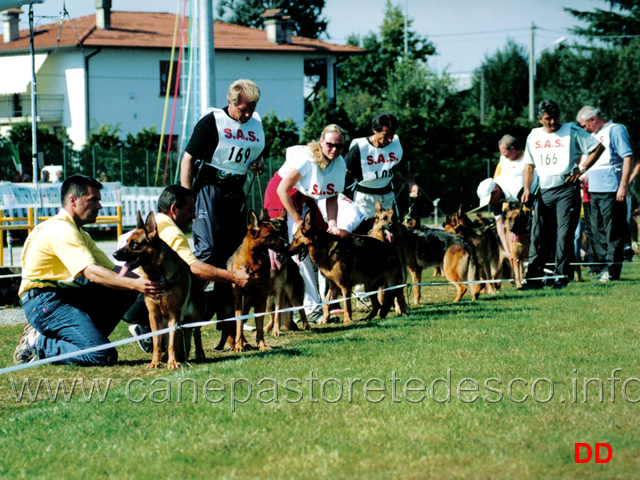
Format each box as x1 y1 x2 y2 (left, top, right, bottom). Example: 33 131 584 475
264 124 348 320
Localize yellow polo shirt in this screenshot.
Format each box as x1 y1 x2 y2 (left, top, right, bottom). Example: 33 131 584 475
155 212 197 266
19 209 114 296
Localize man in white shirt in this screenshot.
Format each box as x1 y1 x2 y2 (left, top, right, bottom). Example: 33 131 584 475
576 106 635 282
519 100 604 290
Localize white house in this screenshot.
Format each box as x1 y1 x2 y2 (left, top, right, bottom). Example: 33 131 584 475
0 4 362 148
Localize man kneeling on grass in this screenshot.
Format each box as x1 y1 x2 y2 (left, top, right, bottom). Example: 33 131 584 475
13 175 164 366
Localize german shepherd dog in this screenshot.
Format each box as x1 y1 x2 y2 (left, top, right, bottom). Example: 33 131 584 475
402 214 482 304
114 211 205 369
226 209 296 351
263 210 311 336
503 202 532 288
290 211 403 324
368 202 408 315
444 208 506 294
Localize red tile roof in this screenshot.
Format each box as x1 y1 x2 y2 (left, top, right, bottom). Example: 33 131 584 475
0 11 363 55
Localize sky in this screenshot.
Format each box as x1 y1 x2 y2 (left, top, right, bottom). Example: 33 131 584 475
14 0 614 75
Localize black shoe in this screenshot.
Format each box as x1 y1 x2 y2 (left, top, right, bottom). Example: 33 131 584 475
552 280 569 290
518 281 543 291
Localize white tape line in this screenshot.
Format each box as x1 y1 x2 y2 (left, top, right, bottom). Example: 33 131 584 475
0 275 564 376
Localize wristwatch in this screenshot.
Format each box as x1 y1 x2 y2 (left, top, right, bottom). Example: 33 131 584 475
579 165 587 174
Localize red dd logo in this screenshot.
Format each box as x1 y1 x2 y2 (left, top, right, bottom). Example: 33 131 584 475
574 443 612 463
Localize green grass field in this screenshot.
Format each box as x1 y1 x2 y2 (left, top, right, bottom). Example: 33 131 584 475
1 266 640 479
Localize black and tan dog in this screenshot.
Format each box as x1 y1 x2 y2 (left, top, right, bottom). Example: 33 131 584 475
227 209 301 351
114 211 205 369
290 211 403 323
263 210 311 337
368 202 408 315
402 214 482 304
503 202 532 288
444 208 506 294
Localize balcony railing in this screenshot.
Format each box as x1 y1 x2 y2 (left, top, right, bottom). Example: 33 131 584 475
0 94 64 125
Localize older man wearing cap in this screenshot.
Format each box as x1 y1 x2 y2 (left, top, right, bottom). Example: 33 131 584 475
477 168 538 260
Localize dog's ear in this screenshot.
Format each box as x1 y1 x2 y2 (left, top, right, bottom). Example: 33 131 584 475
375 200 383 215
247 209 260 233
136 211 144 229
261 208 270 221
277 209 287 222
303 211 312 228
145 211 158 238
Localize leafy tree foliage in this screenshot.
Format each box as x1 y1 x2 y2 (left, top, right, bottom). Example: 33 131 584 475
470 40 530 120
1 122 69 181
566 0 640 45
337 1 435 100
302 89 354 144
261 111 300 164
216 0 327 39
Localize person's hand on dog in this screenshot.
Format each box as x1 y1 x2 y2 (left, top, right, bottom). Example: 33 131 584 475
409 184 420 198
138 278 165 298
232 269 251 288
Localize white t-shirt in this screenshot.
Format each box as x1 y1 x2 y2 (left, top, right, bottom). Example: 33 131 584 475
278 145 346 200
495 154 538 199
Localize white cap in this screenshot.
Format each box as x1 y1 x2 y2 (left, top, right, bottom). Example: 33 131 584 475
477 178 496 208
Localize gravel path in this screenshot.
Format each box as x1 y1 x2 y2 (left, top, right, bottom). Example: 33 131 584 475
0 307 26 326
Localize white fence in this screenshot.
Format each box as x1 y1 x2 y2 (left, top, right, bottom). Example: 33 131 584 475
0 183 163 227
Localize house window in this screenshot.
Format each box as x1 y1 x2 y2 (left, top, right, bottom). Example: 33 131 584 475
160 61 180 96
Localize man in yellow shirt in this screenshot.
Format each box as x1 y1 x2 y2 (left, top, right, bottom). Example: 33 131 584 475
14 175 163 366
124 185 251 351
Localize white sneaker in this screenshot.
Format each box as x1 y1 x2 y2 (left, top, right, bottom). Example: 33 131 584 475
128 324 154 353
307 310 324 324
13 324 41 364
599 271 611 283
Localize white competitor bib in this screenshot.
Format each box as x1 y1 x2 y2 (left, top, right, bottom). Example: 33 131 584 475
528 124 572 177
207 108 265 175
353 136 403 189
589 122 622 192
280 145 346 200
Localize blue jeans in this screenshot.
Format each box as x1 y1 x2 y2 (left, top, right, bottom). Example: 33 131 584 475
21 285 138 366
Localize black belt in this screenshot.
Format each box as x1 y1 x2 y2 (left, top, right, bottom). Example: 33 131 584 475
196 165 246 189
20 288 57 305
354 182 393 195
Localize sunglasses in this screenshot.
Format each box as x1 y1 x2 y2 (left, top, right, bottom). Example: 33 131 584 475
323 141 345 150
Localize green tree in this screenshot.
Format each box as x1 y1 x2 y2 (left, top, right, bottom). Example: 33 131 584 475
302 89 354 144
261 111 300 167
566 0 640 45
125 126 161 150
4 121 67 181
470 40 530 121
337 1 436 100
216 0 327 39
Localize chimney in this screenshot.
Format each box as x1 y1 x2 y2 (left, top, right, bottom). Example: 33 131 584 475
261 9 294 45
2 8 21 44
95 0 111 30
